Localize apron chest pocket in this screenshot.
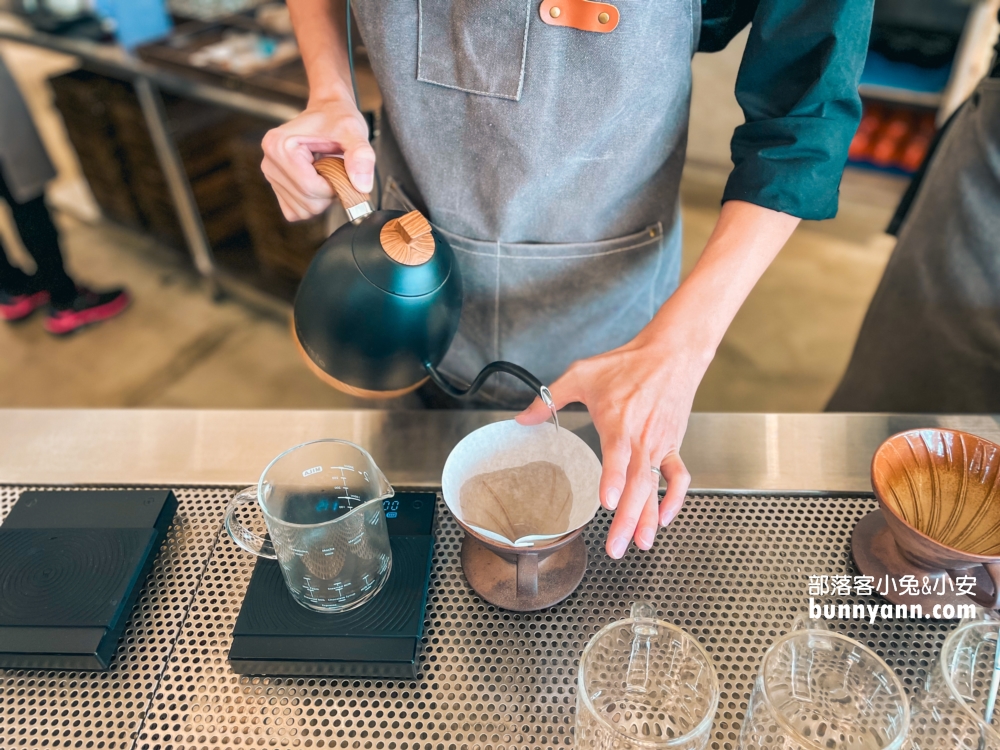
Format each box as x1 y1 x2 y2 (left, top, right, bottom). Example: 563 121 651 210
417 0 533 101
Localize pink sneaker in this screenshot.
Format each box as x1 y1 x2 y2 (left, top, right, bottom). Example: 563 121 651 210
45 287 130 335
0 290 50 321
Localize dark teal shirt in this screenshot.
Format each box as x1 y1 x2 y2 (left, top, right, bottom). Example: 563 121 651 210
701 0 874 220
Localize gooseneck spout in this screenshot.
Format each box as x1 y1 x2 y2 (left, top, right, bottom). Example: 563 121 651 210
425 360 543 399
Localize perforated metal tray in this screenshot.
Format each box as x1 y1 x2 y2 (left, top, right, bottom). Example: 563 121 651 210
0 487 957 750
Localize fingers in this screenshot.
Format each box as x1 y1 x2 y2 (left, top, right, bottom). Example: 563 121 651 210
606 447 654 559
515 367 581 426
635 485 659 550
261 145 333 221
658 451 691 527
597 428 629 512
267 174 327 222
514 396 549 426
343 139 376 194
259 104 376 220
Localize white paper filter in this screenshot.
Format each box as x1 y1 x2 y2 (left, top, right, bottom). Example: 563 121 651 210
442 420 602 547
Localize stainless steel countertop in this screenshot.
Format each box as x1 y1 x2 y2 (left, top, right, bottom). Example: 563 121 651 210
1 408 997 491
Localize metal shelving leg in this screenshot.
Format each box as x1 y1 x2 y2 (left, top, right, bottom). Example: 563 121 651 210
133 75 218 290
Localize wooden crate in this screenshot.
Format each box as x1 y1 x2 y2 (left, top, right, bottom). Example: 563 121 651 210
48 71 145 230
50 68 331 290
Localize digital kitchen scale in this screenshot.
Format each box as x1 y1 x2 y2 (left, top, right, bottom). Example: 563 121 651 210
0 489 178 670
228 491 436 679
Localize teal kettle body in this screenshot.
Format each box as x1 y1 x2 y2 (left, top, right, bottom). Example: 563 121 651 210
292 157 546 400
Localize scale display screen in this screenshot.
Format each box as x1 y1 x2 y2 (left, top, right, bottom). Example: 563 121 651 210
381 493 434 536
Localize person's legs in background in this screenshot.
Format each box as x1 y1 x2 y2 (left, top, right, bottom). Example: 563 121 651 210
0 171 129 333
0 237 48 319
0 173 75 312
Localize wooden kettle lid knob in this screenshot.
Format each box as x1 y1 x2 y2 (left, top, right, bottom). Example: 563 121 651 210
380 210 435 265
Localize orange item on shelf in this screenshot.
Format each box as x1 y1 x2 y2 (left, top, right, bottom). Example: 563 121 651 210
849 103 885 161
851 100 937 173
899 134 931 172
871 111 914 167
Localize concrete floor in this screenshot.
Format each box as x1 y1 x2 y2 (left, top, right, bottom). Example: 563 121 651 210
0 39 907 412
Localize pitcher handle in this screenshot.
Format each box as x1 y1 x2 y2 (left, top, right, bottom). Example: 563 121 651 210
224 486 277 559
949 563 1000 609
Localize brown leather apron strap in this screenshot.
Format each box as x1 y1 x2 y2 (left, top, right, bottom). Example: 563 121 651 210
539 0 619 33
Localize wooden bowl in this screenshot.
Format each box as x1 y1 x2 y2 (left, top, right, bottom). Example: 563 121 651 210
870 429 1000 608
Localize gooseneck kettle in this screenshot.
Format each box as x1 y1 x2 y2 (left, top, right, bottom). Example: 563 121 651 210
292 157 551 404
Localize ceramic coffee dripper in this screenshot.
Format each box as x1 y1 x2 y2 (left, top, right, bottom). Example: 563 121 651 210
852 428 1000 610
441 421 602 612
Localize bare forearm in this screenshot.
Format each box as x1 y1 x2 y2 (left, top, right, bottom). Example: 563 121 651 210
288 0 354 105
261 0 376 214
644 200 800 363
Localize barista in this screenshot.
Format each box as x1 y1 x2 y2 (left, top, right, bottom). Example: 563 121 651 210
262 0 873 559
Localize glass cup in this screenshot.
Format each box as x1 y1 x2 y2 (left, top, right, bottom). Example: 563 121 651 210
907 619 1000 750
575 602 720 749
738 629 909 750
224 439 394 613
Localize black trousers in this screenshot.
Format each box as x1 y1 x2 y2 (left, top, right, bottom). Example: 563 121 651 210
0 170 75 305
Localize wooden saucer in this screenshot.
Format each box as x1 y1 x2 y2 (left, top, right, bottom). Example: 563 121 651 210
852 509 969 609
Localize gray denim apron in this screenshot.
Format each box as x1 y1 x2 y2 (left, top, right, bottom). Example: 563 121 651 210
352 0 699 407
827 76 1000 412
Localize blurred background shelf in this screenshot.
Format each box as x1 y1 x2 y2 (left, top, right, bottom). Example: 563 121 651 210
849 0 999 176
857 84 943 108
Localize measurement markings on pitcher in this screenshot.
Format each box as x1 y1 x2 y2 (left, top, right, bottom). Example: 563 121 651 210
329 464 366 514
328 580 353 601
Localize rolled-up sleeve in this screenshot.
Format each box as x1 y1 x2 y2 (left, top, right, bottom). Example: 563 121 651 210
721 0 873 220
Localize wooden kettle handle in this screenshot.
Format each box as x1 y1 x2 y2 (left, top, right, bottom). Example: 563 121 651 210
314 157 372 219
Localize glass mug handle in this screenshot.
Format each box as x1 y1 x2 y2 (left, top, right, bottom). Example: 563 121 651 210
224 486 276 559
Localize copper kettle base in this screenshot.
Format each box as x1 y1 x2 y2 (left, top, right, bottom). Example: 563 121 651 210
461 532 587 612
851 509 970 609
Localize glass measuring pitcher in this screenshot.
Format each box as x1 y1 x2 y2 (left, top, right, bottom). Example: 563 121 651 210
738 628 909 750
576 602 720 749
224 439 394 613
